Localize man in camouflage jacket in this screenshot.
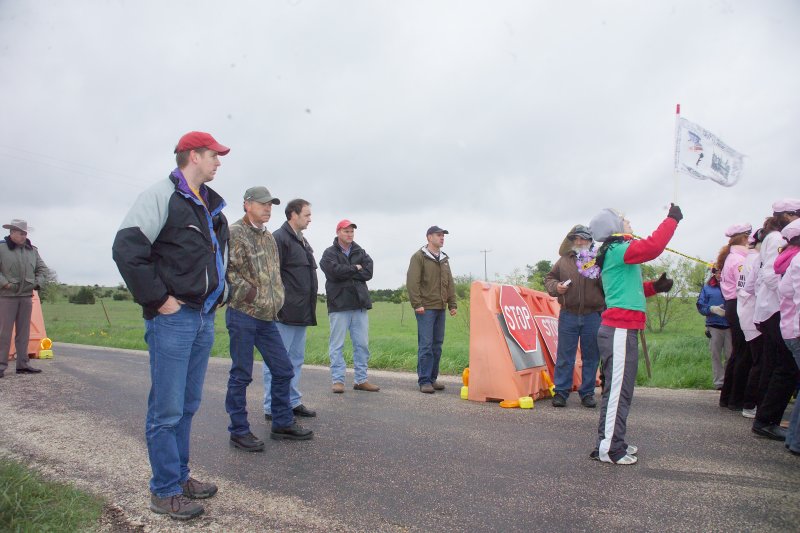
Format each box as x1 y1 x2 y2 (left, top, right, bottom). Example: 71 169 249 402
225 187 313 451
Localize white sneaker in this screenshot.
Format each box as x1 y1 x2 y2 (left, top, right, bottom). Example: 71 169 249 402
742 408 756 419
626 444 638 455
614 454 638 465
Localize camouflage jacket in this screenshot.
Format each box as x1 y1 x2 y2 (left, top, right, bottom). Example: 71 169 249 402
226 216 284 321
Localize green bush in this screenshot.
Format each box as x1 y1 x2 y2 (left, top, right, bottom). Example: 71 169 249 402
69 287 96 305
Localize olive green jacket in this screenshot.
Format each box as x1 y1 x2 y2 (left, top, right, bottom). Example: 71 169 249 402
406 247 457 311
0 238 48 297
226 217 284 321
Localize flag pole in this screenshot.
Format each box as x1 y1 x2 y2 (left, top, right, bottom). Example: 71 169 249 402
673 103 680 204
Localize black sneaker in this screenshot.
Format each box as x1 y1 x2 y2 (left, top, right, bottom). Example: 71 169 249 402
16 367 42 374
581 395 597 408
752 423 787 441
150 493 204 520
270 423 314 441
552 394 567 408
180 477 218 499
292 404 317 417
230 432 265 452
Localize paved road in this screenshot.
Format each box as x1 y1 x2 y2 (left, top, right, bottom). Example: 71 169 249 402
1 343 798 532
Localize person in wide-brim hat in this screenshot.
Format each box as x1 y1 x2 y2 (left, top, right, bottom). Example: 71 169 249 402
1 217 49 376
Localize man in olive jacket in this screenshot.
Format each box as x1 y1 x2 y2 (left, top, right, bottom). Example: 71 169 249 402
263 198 318 419
226 187 313 452
406 226 457 394
320 219 379 393
0 218 48 377
544 225 605 408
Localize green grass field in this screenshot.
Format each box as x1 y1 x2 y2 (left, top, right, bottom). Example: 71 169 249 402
41 297 713 389
0 457 104 532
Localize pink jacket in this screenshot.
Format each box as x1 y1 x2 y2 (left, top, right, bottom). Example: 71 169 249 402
778 251 800 340
721 245 748 300
737 250 761 342
753 231 786 323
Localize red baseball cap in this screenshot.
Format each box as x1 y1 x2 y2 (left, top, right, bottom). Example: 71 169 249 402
336 219 357 231
174 131 230 155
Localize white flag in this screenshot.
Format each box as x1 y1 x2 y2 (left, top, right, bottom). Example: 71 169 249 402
674 117 744 187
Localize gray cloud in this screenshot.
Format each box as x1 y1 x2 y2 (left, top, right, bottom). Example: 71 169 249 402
1 0 798 289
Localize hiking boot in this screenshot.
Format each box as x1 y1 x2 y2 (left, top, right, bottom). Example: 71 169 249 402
230 432 265 452
332 382 345 393
292 404 317 417
432 381 445 391
741 408 757 419
354 381 380 392
150 493 204 520
552 394 567 408
420 383 435 394
270 423 314 441
181 477 218 499
580 394 597 408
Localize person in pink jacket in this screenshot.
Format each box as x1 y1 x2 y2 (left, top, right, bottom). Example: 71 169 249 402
717 223 752 411
737 229 766 419
776 219 800 456
751 199 800 441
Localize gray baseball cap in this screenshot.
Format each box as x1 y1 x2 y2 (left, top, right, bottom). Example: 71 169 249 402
244 186 280 205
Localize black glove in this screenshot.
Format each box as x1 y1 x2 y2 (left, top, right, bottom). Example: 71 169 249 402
668 203 683 223
705 328 712 339
652 272 673 293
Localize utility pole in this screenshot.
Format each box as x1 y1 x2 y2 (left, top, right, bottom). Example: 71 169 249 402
479 249 492 281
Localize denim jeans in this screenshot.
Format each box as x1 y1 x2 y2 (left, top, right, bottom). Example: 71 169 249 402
144 306 214 498
329 309 371 384
553 310 601 399
416 309 446 385
226 307 294 432
264 323 306 413
784 337 800 453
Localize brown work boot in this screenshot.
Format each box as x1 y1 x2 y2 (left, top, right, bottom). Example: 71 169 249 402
432 381 445 391
180 477 218 499
332 382 345 393
420 383 435 394
150 493 204 520
353 381 380 392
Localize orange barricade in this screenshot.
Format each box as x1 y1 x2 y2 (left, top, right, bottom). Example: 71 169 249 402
8 291 49 360
466 281 587 403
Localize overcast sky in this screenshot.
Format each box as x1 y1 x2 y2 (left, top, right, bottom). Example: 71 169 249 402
1 1 798 290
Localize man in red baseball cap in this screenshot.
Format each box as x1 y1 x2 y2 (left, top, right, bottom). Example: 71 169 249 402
320 219 379 393
113 131 230 520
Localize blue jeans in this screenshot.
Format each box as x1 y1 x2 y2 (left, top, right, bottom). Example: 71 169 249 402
329 309 371 384
263 323 306 413
554 310 601 399
416 309 446 385
226 307 294 432
784 337 800 453
144 306 214 498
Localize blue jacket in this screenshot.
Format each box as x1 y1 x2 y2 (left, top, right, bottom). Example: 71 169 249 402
112 171 229 320
696 283 729 328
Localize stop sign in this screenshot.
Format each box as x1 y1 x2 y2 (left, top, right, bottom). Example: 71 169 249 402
499 285 539 353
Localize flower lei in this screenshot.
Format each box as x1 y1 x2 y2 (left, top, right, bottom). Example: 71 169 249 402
575 248 600 279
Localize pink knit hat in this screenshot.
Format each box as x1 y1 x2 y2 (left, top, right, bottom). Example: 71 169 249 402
725 223 752 237
772 198 800 215
781 219 800 241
